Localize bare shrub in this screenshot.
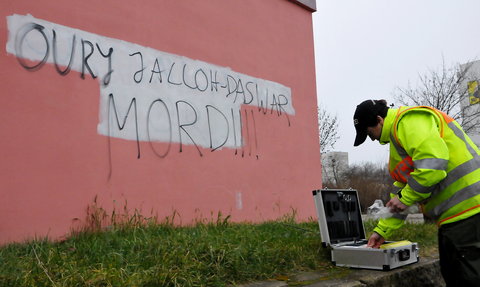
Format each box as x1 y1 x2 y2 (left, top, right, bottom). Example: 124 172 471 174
323 162 394 212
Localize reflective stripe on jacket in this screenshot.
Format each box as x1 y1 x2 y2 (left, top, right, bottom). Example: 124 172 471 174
373 106 480 239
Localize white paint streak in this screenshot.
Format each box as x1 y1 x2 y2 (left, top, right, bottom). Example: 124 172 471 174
235 192 243 210
6 14 294 150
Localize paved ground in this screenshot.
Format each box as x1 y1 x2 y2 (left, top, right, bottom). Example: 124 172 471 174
236 257 444 287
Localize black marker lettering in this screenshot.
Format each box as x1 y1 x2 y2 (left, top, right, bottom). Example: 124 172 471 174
147 99 172 158
149 58 163 83
96 43 113 86
206 105 229 151
15 23 49 71
129 52 144 83
52 29 75 75
81 39 97 79
176 101 203 156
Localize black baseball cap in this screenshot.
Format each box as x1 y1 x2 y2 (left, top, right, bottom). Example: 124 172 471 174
353 100 388 146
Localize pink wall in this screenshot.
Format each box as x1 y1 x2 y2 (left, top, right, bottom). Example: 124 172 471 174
0 0 321 244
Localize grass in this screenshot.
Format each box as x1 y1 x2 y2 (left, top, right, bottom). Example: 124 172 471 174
0 207 438 287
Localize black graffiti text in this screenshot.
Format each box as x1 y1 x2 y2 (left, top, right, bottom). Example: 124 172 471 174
14 22 114 86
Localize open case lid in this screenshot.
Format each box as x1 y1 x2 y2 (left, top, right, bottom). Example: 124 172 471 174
312 188 366 246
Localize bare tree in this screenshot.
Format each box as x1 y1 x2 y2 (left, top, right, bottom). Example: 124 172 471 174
345 162 393 212
318 106 339 153
322 155 346 188
393 58 480 133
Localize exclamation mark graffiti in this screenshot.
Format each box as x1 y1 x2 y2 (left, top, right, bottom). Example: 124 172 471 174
244 109 252 157
231 108 238 155
232 108 260 159
251 110 259 159
239 109 245 157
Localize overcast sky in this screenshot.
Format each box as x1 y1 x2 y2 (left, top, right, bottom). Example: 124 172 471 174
313 0 480 165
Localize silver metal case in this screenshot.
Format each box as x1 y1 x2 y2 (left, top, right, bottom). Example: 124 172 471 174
312 188 419 270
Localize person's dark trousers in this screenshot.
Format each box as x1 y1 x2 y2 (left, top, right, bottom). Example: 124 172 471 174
438 212 480 286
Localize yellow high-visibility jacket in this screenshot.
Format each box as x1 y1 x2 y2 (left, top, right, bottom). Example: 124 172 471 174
374 106 480 239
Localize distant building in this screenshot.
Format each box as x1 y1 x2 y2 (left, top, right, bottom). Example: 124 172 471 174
460 61 480 146
460 60 480 146
321 151 349 187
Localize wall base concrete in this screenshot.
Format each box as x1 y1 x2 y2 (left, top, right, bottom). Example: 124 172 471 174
236 257 445 287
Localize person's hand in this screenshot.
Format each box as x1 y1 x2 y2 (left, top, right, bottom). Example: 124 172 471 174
367 232 385 249
386 196 408 213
